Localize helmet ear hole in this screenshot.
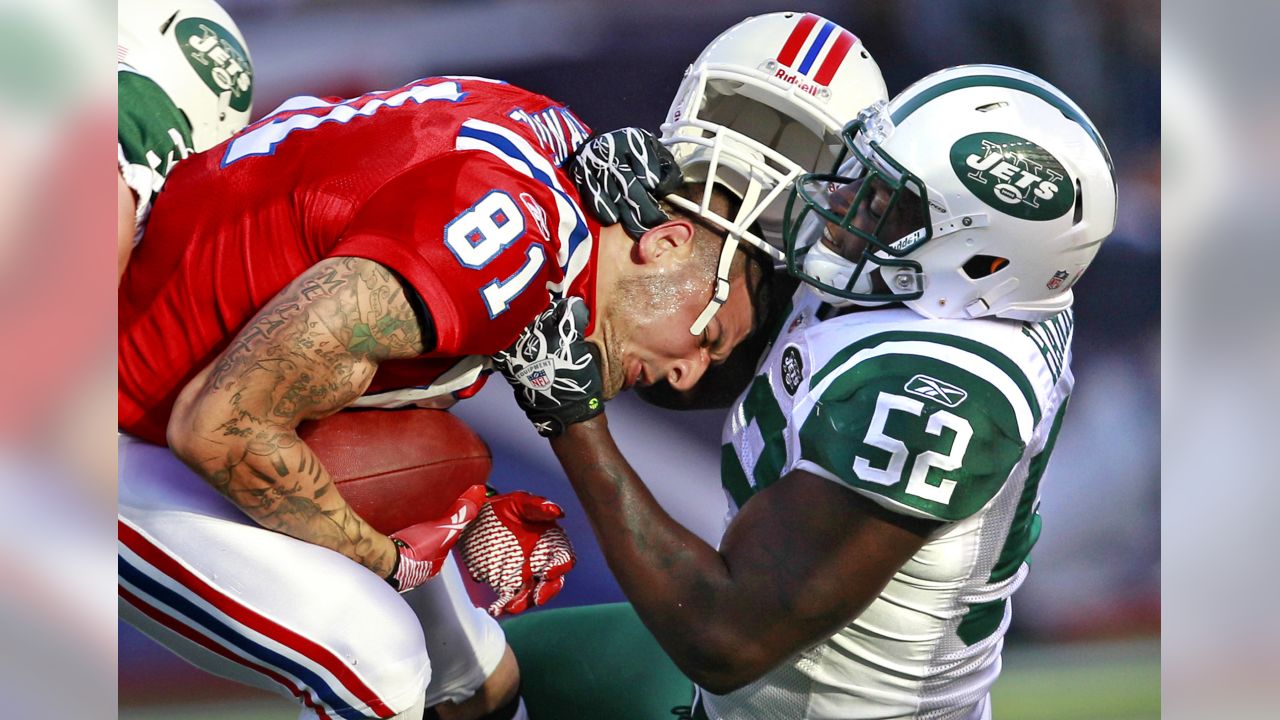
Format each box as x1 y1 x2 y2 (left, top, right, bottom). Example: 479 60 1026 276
962 255 1010 279
1072 178 1084 225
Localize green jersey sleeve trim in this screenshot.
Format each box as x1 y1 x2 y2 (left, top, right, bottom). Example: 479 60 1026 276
988 395 1070 583
803 333 1041 440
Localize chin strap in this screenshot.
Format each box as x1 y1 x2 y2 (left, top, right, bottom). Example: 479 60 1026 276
685 174 770 336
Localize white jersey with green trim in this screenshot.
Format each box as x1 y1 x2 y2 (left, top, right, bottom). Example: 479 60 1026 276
704 289 1075 720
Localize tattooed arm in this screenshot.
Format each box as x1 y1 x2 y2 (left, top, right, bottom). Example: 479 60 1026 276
550 415 937 693
167 257 426 577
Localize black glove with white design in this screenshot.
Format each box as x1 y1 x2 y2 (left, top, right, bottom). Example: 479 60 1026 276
493 297 603 437
568 127 683 240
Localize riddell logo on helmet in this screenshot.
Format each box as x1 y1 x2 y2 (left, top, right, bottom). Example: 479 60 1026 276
949 132 1075 222
772 67 824 97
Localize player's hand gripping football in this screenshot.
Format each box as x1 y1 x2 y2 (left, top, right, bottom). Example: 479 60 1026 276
568 127 683 239
459 491 577 616
386 484 488 593
492 297 603 438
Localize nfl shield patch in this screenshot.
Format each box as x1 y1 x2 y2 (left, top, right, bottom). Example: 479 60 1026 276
519 358 556 391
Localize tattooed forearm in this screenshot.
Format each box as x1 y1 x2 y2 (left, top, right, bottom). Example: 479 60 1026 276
169 257 427 576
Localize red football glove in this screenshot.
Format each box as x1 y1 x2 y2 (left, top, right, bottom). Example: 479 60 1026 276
459 491 576 616
387 484 488 593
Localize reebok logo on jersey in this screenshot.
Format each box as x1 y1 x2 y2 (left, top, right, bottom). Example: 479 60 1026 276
904 375 967 408
520 192 551 241
781 346 804 396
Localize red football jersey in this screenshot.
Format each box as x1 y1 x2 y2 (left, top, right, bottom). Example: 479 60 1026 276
119 76 599 444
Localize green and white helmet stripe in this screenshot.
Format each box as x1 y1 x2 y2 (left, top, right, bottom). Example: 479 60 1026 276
889 64 1114 180
118 66 196 240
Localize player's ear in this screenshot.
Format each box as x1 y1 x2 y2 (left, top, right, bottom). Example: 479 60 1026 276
635 219 695 265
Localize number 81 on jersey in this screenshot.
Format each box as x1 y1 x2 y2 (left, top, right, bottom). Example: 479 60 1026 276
444 190 546 318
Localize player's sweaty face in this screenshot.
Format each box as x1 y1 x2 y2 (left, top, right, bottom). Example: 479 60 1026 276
595 266 754 398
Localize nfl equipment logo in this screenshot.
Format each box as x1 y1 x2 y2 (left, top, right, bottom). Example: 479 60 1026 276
1046 270 1070 290
519 358 556 391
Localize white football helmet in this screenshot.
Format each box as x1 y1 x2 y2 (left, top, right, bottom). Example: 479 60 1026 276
118 0 254 152
785 64 1117 321
661 11 888 333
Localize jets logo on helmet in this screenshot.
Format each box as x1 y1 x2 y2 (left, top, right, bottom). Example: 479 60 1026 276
175 17 253 113
951 132 1074 221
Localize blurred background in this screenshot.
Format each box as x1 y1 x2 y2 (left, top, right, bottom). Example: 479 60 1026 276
0 0 1174 718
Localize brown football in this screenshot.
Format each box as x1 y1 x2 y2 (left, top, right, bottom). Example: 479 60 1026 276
298 408 492 534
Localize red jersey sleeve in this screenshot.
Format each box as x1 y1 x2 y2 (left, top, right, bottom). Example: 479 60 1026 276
333 151 594 357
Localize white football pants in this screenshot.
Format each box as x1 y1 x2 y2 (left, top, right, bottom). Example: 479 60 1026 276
118 435 505 719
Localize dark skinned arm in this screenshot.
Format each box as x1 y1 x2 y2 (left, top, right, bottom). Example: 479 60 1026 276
166 256 427 578
550 414 937 694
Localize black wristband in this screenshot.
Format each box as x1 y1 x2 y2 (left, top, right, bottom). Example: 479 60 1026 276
385 538 406 590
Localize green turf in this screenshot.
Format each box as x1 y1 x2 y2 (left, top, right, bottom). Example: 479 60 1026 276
120 638 1159 719
991 639 1160 720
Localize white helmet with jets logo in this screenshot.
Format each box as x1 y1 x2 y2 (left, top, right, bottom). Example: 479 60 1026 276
662 11 887 333
784 64 1117 321
118 0 254 152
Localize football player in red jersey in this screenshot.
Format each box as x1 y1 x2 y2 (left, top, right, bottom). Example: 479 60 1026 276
118 76 767 720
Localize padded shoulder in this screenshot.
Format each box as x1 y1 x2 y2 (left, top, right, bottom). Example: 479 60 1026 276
791 327 1035 522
